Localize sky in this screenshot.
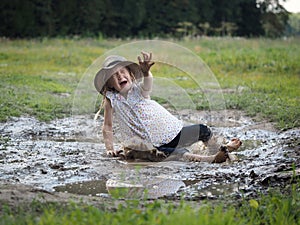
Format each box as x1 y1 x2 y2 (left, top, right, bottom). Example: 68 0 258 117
281 0 300 13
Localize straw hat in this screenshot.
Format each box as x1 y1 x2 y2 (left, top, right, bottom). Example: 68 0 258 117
94 55 143 94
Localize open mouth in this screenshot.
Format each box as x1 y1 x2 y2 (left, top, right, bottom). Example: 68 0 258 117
119 80 128 88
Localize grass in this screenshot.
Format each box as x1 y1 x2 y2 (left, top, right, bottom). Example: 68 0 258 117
0 37 299 224
1 184 299 225
184 37 300 129
0 37 299 128
0 38 110 121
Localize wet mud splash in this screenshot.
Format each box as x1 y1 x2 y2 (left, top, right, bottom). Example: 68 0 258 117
0 111 299 200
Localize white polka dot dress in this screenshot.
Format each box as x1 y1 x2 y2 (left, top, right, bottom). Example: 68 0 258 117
106 83 183 147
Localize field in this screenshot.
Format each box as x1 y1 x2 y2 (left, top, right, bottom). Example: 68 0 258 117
0 37 299 128
0 37 299 224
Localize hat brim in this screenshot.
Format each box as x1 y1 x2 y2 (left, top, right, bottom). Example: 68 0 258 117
94 61 143 94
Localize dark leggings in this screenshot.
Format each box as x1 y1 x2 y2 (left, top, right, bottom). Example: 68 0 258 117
156 124 212 154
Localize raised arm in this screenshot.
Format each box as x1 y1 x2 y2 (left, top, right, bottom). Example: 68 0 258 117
138 52 155 99
141 71 153 98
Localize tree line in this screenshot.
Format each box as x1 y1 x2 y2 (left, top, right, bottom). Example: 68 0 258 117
0 0 290 38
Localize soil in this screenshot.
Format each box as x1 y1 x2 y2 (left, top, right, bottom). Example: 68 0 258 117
0 110 299 210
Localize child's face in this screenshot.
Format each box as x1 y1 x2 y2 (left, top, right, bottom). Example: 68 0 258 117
107 66 133 94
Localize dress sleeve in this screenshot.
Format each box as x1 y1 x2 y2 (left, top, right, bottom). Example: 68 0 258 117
105 91 115 107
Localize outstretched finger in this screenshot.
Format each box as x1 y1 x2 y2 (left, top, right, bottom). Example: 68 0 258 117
107 151 113 157
146 52 153 62
149 62 155 67
107 150 117 157
137 55 143 64
141 51 150 61
116 149 123 155
149 52 152 61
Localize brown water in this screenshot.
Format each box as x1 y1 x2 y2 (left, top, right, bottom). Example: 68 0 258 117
0 111 299 200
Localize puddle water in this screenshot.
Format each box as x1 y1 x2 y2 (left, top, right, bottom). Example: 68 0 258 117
0 111 299 200
54 174 187 199
54 179 108 196
183 182 242 199
106 177 186 199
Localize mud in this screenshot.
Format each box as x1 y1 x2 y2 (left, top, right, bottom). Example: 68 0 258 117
0 110 299 205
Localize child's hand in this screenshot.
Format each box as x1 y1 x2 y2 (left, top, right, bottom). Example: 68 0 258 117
106 149 122 157
138 51 155 76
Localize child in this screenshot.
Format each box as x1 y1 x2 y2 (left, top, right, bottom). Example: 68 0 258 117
94 52 241 163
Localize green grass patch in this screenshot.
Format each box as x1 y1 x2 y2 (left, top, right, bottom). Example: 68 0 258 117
0 38 106 121
1 184 299 225
182 37 300 129
0 37 299 128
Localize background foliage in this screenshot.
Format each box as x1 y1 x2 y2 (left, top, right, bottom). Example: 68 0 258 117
0 0 294 38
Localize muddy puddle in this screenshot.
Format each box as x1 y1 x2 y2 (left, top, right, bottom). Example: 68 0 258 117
0 110 299 201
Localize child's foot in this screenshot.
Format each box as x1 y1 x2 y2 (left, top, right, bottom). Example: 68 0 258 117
212 146 229 163
226 138 242 152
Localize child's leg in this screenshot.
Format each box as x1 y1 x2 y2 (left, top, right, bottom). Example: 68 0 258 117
182 152 216 163
183 146 228 163
156 124 212 151
175 124 212 147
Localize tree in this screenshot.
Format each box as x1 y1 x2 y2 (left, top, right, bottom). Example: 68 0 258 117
0 0 291 38
257 0 289 37
237 0 264 36
285 13 300 36
0 0 37 37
